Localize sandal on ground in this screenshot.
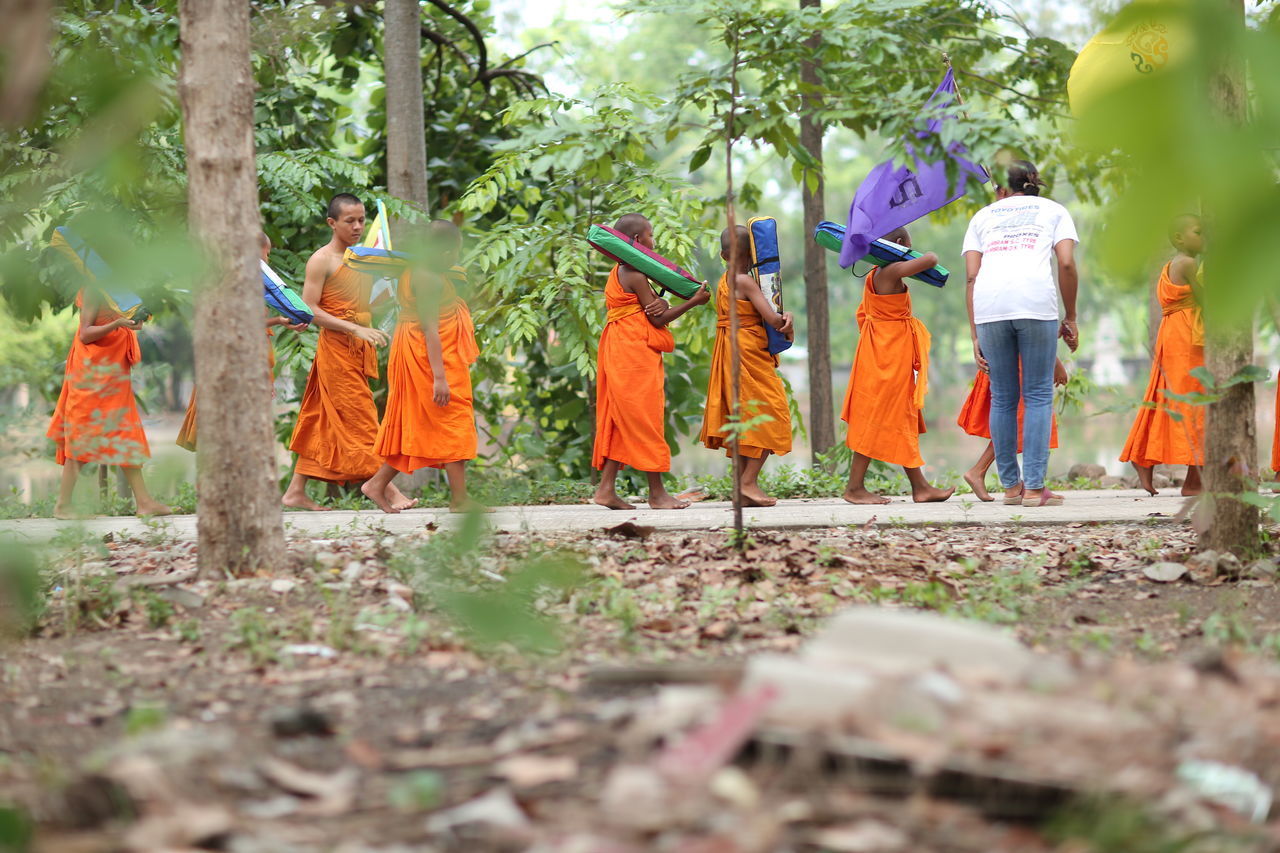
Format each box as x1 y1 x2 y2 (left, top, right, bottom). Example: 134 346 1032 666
1002 485 1025 506
1021 490 1064 507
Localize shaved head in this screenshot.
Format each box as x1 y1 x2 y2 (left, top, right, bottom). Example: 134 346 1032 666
1169 214 1201 243
259 231 271 250
327 192 363 221
614 213 651 240
719 224 751 260
883 227 910 248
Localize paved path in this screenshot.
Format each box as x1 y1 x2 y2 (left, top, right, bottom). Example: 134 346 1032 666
0 489 1190 544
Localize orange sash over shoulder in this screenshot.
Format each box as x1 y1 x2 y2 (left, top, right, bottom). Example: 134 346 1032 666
956 370 1058 451
1120 263 1205 468
289 264 382 483
47 291 149 467
591 265 673 473
375 269 480 473
841 270 931 468
699 273 791 459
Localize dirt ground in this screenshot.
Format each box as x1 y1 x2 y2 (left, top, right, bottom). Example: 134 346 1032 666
3 518 1280 852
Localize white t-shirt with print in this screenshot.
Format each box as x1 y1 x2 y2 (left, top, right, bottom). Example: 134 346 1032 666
962 196 1079 324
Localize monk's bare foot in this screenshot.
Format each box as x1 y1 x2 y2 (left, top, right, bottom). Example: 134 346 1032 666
136 501 172 517
741 485 777 508
648 493 690 510
1134 465 1157 496
912 485 955 503
282 491 331 512
963 471 993 502
387 483 418 511
53 505 89 520
449 499 493 514
843 487 891 505
1181 485 1203 497
593 488 635 510
360 481 401 514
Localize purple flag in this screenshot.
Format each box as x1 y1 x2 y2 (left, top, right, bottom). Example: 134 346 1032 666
838 69 988 268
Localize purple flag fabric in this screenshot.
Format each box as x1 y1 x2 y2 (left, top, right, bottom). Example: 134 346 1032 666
838 69 988 268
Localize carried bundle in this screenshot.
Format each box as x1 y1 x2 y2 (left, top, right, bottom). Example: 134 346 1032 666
813 221 949 288
49 226 150 321
586 224 703 299
746 216 792 355
261 260 313 325
345 199 409 281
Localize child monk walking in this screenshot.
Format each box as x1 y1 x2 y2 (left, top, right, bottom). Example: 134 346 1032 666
176 231 307 452
699 224 794 507
957 359 1067 501
841 227 953 505
592 213 710 510
283 193 414 511
47 288 171 519
1119 215 1205 496
365 221 483 513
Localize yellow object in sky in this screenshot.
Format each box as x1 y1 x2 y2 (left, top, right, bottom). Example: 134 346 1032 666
1067 0 1191 116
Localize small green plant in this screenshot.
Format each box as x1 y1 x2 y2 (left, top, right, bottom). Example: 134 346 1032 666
124 703 167 736
175 619 200 644
387 771 445 813
133 588 175 629
227 608 281 666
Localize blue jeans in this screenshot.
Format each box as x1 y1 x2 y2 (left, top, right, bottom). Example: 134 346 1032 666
976 319 1058 491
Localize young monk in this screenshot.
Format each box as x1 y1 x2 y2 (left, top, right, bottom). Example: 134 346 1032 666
1119 215 1205 496
283 193 414 511
593 213 710 510
365 221 483 513
958 359 1067 501
699 224 794 507
47 288 171 519
176 231 308 452
841 226 954 505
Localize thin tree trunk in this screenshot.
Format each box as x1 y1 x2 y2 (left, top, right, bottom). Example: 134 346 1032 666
385 0 429 210
799 0 833 463
179 0 285 577
1200 0 1259 556
726 22 744 547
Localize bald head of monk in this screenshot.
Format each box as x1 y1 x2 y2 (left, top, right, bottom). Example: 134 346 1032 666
883 227 912 249
259 230 272 262
614 213 654 250
1169 214 1204 257
426 219 463 270
326 193 366 249
719 224 751 263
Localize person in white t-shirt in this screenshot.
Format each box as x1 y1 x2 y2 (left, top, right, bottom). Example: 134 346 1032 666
962 160 1079 508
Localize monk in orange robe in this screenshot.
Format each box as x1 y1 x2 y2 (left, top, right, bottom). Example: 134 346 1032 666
592 213 710 510
841 227 953 505
282 193 414 511
699 224 794 507
47 288 170 519
1119 215 1205 496
958 360 1066 501
1272 380 1279 479
177 232 307 452
364 221 483 513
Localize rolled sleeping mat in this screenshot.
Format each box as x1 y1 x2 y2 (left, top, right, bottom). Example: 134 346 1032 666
812 221 949 288
261 260 313 325
50 226 148 319
746 216 792 355
343 245 411 276
586 224 703 299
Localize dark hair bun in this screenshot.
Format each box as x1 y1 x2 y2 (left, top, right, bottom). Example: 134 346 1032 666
1007 159 1044 197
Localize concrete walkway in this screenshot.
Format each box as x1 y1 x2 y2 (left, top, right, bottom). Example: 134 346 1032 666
0 489 1191 544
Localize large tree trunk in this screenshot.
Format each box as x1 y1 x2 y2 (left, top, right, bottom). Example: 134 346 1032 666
1200 0 1259 556
799 0 833 462
385 0 429 210
179 0 285 577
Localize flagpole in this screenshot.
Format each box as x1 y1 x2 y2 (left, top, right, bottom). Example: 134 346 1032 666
943 53 994 198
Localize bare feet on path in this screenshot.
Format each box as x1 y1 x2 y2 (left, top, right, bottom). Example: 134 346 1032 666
741 485 778 508
1181 485 1203 497
1135 464 1157 496
282 490 331 512
136 501 173 518
912 485 955 503
387 483 418 511
843 487 891 505
963 471 993 502
360 481 401 514
449 500 493 514
593 488 635 510
648 493 691 510
53 505 88 520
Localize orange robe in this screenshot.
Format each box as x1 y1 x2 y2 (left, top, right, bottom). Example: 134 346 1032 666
47 291 149 467
841 270 930 468
592 265 674 473
956 370 1058 452
288 264 382 483
700 273 791 458
374 270 479 472
1120 263 1205 468
176 330 276 452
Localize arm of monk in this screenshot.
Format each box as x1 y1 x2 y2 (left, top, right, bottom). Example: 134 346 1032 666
411 271 451 407
874 252 939 295
734 272 794 339
618 265 710 329
963 250 988 373
301 252 389 347
78 289 140 344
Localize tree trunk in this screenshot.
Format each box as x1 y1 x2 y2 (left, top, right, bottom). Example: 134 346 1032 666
385 0 429 210
799 0 833 462
179 0 286 577
1200 0 1259 556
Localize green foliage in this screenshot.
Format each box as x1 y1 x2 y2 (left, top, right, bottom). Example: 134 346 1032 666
696 445 905 500
0 804 33 853
0 545 47 639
